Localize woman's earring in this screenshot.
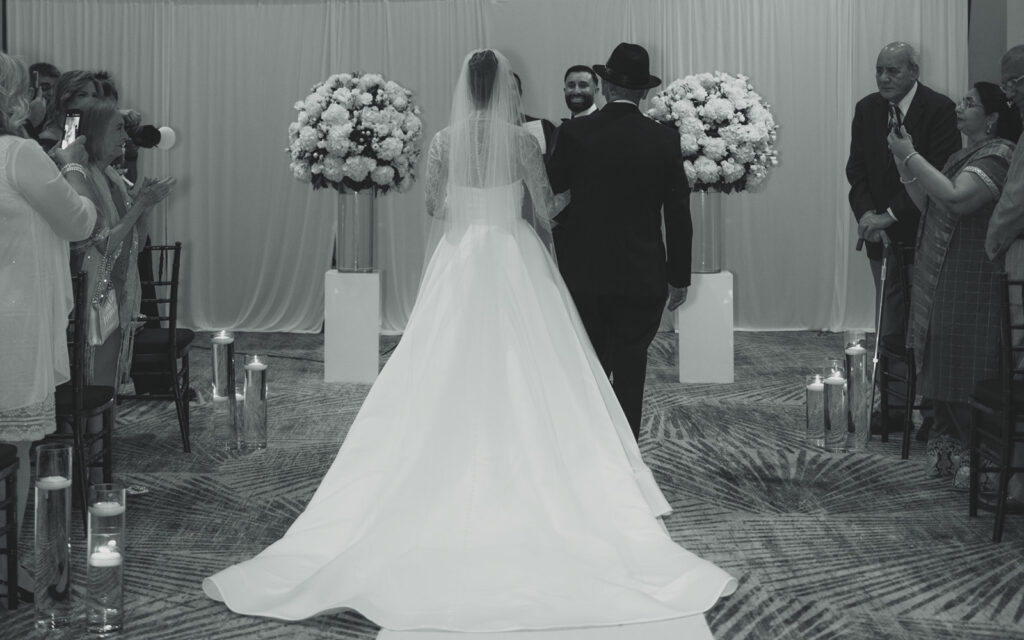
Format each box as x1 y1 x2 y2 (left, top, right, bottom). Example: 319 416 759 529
986 122 993 135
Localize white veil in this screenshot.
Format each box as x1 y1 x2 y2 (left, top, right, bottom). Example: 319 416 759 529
422 49 560 278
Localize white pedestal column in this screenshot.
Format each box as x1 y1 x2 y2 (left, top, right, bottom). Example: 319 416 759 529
676 271 734 383
324 270 380 384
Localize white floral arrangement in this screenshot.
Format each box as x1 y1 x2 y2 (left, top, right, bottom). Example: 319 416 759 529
647 71 779 193
288 72 423 194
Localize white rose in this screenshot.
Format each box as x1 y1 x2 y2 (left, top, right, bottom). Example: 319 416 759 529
311 162 323 175
358 92 373 106
291 161 312 182
404 114 422 134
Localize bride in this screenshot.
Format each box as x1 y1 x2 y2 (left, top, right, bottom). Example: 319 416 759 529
203 49 736 633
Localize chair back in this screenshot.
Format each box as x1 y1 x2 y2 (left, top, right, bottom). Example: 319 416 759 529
68 271 88 412
999 273 1024 414
135 242 183 356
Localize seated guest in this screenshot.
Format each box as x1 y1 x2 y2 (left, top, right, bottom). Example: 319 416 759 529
71 100 175 388
0 52 96 598
36 70 101 152
887 81 1022 485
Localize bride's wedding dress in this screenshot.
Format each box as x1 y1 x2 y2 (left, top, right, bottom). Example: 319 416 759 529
203 50 736 634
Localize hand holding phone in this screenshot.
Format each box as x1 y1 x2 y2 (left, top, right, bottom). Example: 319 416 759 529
60 110 82 150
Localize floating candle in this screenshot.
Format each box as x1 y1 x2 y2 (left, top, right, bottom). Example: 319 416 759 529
37 475 72 490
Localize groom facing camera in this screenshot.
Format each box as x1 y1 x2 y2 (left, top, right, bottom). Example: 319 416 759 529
548 42 692 440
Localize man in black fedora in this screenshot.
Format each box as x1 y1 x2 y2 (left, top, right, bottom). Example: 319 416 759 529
548 42 692 440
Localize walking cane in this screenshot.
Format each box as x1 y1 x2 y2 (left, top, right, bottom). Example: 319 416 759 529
867 230 892 423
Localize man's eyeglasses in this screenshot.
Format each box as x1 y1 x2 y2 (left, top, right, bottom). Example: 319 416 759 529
1001 73 1024 96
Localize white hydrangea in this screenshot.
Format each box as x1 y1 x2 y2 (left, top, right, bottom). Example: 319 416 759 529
297 126 320 152
678 116 704 137
371 165 396 186
325 126 351 154
720 159 745 183
342 156 376 181
291 161 312 182
679 133 700 155
701 97 735 122
701 137 728 161
322 155 345 181
377 137 404 161
693 156 721 183
321 103 350 126
671 99 697 119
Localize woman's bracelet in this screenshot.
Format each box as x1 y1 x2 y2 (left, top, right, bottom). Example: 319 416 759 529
60 162 87 179
901 151 921 168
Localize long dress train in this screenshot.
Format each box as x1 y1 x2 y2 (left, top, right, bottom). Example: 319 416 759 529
204 122 736 632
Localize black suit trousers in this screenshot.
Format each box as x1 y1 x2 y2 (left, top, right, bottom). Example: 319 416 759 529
569 291 666 440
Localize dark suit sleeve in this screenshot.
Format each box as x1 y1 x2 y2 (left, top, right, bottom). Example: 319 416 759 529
547 122 573 194
541 119 557 159
846 99 874 221
885 96 959 234
663 138 693 288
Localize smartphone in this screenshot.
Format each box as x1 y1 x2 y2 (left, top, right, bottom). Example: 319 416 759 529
60 110 82 150
30 70 39 99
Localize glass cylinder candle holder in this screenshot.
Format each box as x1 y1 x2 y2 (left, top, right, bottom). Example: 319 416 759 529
87 483 126 636
805 374 825 448
822 358 848 453
34 443 73 632
241 354 268 451
210 331 239 449
845 334 871 451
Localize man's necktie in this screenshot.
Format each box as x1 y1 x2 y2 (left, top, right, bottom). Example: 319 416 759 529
888 103 903 133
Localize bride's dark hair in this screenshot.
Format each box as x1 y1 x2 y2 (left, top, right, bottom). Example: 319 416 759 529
467 50 499 109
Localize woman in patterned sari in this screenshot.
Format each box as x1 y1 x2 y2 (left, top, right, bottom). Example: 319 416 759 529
71 100 174 387
887 81 1022 486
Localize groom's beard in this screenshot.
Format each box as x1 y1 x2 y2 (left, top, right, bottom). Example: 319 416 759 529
565 94 594 114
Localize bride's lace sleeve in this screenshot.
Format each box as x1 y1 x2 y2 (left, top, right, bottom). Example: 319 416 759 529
425 130 448 218
518 133 569 224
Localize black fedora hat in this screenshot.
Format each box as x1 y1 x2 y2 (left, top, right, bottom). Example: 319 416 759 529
594 42 661 90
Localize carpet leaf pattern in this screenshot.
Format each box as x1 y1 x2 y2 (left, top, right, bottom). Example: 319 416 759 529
3 331 1022 639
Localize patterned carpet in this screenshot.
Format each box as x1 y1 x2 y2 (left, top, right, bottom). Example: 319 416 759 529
4 331 1023 639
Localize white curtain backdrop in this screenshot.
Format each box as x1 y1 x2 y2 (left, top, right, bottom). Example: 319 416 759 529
9 0 968 333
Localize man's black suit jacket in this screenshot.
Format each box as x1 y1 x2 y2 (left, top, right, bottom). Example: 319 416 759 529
846 83 960 261
547 102 692 297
